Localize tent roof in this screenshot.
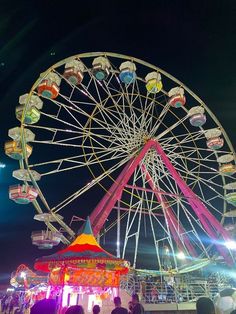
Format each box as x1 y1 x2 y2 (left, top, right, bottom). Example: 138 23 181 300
34 217 128 273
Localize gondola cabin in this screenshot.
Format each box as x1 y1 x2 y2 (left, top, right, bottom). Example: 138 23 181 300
119 61 136 84
4 141 32 160
168 87 186 108
64 59 85 85
9 184 38 204
15 105 41 124
37 72 61 99
13 169 41 181
31 230 62 249
205 129 224 150
207 137 224 150
219 163 236 176
145 72 162 93
92 57 111 81
226 192 236 206
188 106 206 127
8 127 35 142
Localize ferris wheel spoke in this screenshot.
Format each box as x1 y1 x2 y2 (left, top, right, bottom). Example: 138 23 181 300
127 79 159 133
139 99 157 133
95 108 134 141
124 78 139 108
147 154 224 210
160 132 205 149
160 129 206 147
39 110 85 131
52 153 132 213
154 115 190 141
88 97 137 141
149 103 171 138
176 201 211 257
181 195 223 228
40 153 127 177
28 124 86 135
30 112 131 149
168 162 223 191
166 152 218 175
193 181 225 211
80 71 129 127
189 179 224 200
149 167 180 198
167 159 217 181
46 93 93 126
31 146 128 175
163 145 219 168
146 157 182 193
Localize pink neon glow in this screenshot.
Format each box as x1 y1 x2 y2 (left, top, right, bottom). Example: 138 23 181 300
62 285 71 307
46 286 51 299
90 139 233 264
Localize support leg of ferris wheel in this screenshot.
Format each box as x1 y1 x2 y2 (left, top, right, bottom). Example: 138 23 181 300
140 164 198 258
150 140 234 265
117 199 121 258
90 157 135 234
89 139 234 265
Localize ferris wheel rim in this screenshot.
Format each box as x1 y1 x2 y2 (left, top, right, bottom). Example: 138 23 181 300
23 51 235 155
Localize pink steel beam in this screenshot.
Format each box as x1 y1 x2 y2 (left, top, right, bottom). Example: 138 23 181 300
90 157 135 233
141 164 197 257
150 140 233 264
90 139 233 264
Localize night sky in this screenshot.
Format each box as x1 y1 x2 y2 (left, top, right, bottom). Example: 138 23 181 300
0 0 235 285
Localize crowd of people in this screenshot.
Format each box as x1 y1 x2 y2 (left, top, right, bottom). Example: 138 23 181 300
0 293 23 314
0 293 145 314
1 292 236 314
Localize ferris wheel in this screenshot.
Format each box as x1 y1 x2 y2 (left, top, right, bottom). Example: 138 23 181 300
5 52 236 272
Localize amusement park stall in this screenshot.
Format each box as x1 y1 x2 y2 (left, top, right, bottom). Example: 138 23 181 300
34 217 129 313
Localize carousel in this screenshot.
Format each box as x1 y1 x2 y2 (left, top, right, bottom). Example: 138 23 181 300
34 217 129 313
10 264 48 290
10 264 48 312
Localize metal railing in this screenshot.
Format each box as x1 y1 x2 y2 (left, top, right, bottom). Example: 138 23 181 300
120 271 233 304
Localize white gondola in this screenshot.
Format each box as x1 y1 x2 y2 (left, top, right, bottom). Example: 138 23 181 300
31 230 62 249
13 169 41 181
188 106 206 126
92 57 111 81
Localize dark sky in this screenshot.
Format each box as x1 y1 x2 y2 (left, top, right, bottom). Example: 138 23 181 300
0 0 235 285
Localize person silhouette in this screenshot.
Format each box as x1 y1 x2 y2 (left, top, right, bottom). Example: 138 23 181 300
30 299 57 314
111 296 128 314
65 305 85 314
196 297 215 314
131 294 144 314
93 305 100 314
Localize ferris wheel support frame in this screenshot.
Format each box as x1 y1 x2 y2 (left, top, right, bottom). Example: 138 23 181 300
89 138 234 265
140 164 198 257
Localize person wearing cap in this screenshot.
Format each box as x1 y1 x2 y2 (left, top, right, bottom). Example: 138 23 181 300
111 296 128 314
